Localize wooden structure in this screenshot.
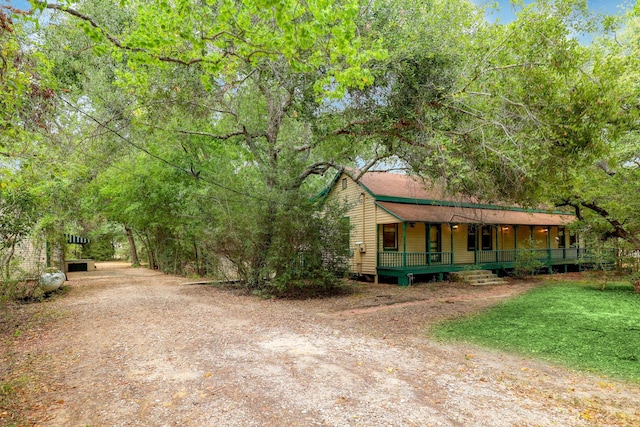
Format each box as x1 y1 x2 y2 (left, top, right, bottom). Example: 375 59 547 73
324 171 581 285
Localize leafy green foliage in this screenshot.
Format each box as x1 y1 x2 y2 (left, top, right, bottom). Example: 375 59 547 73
433 282 640 382
9 0 640 294
81 222 125 261
512 239 547 278
257 197 351 295
0 8 55 163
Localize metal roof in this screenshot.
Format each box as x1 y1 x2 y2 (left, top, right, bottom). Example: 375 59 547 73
359 172 479 204
376 201 574 226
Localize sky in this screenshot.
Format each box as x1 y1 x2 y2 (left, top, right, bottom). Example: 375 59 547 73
3 0 29 10
478 0 632 23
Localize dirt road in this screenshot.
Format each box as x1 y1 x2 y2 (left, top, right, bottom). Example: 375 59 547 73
3 263 639 426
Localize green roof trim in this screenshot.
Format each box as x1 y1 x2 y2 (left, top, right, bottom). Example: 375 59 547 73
311 172 343 203
371 195 573 216
319 171 573 217
374 202 404 222
353 177 377 198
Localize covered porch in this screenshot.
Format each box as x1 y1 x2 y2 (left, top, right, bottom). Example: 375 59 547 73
374 202 578 285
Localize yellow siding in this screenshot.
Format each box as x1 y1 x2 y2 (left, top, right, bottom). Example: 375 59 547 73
325 173 378 275
375 207 398 224
513 225 553 249
405 223 425 252
376 223 425 253
498 226 515 250
453 224 474 264
532 226 550 248
442 225 452 254
516 225 533 248
326 173 573 274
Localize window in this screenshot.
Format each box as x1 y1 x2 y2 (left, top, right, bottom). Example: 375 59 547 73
467 224 477 251
341 178 347 190
469 225 492 251
558 227 566 248
428 224 442 263
383 224 398 250
481 225 493 250
569 232 577 248
428 224 441 253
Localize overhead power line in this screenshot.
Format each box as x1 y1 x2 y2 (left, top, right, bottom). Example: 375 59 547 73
58 95 274 203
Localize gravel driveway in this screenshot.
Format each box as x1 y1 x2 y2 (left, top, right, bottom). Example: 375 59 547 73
3 262 638 426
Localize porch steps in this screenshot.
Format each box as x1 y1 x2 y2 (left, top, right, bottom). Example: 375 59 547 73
452 270 508 286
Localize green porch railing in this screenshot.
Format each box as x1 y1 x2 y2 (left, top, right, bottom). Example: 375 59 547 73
378 251 453 268
379 248 587 269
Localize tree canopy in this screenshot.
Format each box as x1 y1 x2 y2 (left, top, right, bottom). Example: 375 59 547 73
1 0 639 290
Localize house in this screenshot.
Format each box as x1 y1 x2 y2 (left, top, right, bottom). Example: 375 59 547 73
11 236 47 279
2 233 87 280
324 171 581 285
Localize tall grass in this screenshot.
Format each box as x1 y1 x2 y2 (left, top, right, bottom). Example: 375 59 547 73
432 281 640 382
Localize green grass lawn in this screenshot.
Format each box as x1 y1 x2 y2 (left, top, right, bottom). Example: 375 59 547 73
432 281 640 382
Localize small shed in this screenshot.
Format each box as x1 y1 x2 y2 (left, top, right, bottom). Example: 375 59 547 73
64 234 95 273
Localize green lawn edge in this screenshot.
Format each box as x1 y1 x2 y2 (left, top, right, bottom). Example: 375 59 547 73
430 281 640 383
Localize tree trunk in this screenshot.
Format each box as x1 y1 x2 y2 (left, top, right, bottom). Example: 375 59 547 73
125 226 140 267
249 200 277 288
1 240 17 280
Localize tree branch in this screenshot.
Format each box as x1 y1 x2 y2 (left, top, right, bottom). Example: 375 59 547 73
37 2 214 66
555 199 583 221
595 160 616 176
558 197 640 245
141 122 267 141
332 120 418 145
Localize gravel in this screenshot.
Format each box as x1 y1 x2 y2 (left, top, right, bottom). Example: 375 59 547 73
5 263 639 426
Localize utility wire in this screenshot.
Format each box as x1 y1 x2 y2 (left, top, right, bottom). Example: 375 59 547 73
41 131 245 209
58 95 275 204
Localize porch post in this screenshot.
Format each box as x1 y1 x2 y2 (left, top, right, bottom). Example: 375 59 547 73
403 222 407 270
474 225 478 266
450 224 454 265
547 226 552 273
496 225 499 251
375 223 379 268
427 223 431 266
514 225 518 263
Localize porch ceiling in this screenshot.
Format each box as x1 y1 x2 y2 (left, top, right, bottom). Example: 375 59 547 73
376 201 574 226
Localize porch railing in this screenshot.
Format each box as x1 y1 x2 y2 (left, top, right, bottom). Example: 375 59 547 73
476 248 584 264
378 248 587 269
377 251 453 268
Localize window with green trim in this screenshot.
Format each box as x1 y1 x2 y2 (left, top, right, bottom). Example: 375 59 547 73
481 225 493 250
428 224 441 253
383 224 398 250
558 226 566 248
467 224 477 251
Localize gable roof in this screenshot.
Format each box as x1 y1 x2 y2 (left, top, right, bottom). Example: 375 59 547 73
358 171 472 203
328 170 574 225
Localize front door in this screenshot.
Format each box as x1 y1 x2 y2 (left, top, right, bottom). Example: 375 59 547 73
428 224 441 263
